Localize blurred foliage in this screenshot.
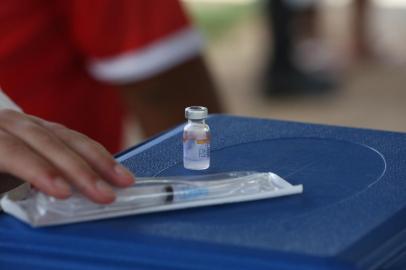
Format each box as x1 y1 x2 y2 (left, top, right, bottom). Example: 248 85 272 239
184 1 260 40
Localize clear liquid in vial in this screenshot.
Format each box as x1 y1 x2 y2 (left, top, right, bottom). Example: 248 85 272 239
183 124 210 170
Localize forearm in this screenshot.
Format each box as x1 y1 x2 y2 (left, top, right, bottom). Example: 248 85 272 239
119 55 223 137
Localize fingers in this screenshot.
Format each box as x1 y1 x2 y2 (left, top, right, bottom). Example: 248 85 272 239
0 110 113 203
31 116 135 187
0 110 134 204
0 129 71 199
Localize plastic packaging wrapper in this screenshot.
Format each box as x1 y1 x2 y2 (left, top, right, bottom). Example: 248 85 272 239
1 171 303 227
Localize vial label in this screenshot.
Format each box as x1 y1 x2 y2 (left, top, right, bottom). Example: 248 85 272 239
183 137 210 170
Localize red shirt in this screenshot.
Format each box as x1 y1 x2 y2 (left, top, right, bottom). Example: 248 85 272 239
0 0 200 153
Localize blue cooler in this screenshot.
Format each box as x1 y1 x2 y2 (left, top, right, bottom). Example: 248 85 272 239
1 115 405 270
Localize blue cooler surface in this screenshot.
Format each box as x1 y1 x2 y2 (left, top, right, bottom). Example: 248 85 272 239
1 115 406 270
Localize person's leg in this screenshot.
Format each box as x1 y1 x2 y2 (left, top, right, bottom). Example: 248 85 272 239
353 0 371 59
265 0 335 97
269 0 294 73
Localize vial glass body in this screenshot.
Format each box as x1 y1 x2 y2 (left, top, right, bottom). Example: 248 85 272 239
183 119 210 170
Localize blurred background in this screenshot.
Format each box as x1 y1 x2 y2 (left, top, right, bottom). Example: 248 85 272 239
183 0 406 128
2 0 405 150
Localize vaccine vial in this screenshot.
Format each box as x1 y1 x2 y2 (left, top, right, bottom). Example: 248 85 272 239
183 106 210 170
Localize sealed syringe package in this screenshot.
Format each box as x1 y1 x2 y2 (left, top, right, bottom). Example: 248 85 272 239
1 171 303 227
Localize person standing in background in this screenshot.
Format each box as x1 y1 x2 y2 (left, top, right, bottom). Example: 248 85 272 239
265 0 335 97
265 0 372 97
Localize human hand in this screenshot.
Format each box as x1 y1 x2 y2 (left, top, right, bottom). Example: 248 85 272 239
0 109 135 204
